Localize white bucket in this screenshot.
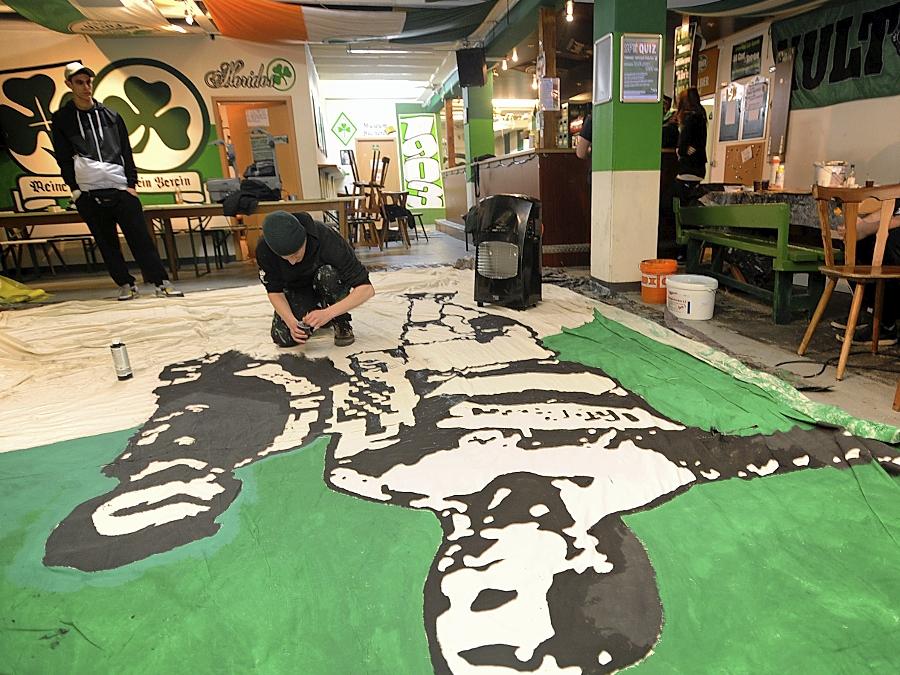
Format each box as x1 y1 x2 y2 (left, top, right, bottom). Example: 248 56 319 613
814 161 848 187
666 274 718 320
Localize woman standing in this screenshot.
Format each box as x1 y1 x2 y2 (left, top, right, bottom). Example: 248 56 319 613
673 87 707 203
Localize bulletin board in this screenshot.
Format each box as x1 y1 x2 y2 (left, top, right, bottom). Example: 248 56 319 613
723 142 766 185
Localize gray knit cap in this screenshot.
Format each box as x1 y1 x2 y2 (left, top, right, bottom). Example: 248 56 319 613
263 211 307 255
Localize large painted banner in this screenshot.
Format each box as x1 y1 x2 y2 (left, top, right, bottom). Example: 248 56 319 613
1 271 899 673
771 0 900 109
397 112 445 213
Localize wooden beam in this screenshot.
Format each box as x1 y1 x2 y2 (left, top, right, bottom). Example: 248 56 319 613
538 6 559 149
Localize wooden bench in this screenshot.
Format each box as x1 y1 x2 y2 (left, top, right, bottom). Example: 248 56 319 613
674 200 835 324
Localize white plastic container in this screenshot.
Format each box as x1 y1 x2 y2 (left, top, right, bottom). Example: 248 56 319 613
814 161 848 187
666 274 719 320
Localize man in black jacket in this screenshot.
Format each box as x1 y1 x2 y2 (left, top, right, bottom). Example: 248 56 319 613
50 61 182 300
257 210 374 347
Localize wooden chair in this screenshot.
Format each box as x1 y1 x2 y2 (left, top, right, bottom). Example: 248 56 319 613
378 190 413 248
336 149 381 249
797 183 900 380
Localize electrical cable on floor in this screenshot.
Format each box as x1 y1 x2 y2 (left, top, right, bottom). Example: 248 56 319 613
774 349 900 378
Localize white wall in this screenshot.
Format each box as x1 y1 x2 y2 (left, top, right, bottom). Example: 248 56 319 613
321 99 400 192
705 20 900 190
784 95 900 189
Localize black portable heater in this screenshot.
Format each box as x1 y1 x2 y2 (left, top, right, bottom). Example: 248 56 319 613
473 194 542 310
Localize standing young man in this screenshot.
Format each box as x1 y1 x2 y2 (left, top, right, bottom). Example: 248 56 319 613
257 210 374 347
50 61 183 300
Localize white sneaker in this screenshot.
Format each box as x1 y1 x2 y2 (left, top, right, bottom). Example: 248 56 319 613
155 280 184 297
118 284 138 301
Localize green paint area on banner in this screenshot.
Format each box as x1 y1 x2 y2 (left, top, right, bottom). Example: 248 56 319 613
0 430 440 674
544 311 814 436
625 462 900 672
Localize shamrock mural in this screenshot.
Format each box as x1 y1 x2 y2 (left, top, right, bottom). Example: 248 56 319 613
104 76 190 155
0 73 72 173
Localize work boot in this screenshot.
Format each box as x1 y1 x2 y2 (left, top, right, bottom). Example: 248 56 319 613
118 283 139 301
155 280 185 297
333 320 355 347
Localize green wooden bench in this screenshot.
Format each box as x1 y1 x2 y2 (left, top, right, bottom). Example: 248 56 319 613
674 200 834 324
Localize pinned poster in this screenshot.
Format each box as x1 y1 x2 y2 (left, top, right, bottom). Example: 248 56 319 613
741 78 769 140
718 82 744 142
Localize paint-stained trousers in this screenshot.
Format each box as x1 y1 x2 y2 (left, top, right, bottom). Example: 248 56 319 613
271 265 351 347
76 189 169 287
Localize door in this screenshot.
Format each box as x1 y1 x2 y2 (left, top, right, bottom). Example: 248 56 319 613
213 99 302 200
355 137 401 190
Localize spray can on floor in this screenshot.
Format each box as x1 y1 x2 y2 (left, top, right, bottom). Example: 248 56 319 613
110 338 133 380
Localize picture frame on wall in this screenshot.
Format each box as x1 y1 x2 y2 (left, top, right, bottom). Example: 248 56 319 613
740 77 769 140
619 33 663 103
339 149 352 166
593 33 613 105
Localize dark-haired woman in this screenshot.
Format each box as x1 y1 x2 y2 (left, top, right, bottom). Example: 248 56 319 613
673 87 707 204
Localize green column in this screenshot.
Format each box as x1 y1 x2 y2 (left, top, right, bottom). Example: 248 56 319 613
591 0 667 284
463 72 494 188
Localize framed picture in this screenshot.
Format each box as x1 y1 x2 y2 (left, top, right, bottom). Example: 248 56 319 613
620 33 663 103
339 149 352 166
593 33 613 105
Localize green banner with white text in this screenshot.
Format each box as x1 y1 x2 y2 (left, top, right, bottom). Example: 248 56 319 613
771 0 900 109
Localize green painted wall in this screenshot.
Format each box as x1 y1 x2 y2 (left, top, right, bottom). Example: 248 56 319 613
463 72 494 182
592 0 667 173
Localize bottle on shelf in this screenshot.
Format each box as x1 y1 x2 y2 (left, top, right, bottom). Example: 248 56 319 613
846 164 857 187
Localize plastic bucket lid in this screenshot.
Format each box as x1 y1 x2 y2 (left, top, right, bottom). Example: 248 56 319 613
666 274 718 291
640 258 678 273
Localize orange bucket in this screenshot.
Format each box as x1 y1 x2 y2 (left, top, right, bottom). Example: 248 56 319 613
640 258 678 304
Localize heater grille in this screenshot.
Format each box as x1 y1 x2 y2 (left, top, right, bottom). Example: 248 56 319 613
476 241 519 279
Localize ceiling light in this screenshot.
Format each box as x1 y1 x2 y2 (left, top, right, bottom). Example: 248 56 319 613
185 13 194 25
565 0 574 22
531 74 538 90
502 58 508 71
512 47 519 62
346 47 431 55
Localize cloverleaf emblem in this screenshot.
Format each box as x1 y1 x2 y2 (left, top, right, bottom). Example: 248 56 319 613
271 63 293 86
330 112 357 146
0 74 70 158
103 76 190 154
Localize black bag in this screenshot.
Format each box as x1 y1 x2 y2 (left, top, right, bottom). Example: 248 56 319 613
222 179 281 216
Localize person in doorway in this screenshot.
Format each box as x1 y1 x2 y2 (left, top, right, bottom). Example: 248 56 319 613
257 210 374 347
575 114 591 160
50 61 183 300
661 95 679 149
837 199 900 347
673 87 708 204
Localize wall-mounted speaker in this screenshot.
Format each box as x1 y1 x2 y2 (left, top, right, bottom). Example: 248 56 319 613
456 47 486 88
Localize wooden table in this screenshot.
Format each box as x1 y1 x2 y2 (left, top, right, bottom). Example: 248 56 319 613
1 197 354 281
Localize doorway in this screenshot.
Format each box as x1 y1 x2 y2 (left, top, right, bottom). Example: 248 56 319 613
212 98 303 199
355 137 401 190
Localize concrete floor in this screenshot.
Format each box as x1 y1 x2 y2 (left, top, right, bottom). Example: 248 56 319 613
6 226 899 426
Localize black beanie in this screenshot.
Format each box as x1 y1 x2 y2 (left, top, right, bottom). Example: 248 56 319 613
263 211 308 255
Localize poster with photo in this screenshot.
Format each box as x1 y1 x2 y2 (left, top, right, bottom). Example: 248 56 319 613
719 82 744 142
741 78 769 140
